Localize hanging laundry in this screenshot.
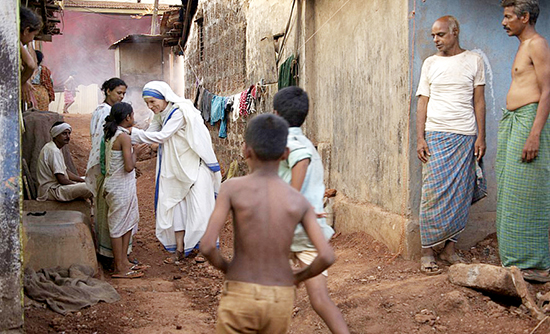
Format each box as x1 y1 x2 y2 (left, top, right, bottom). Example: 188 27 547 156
200 89 213 122
231 93 241 122
210 95 228 138
224 97 233 120
249 85 257 114
278 54 297 90
239 90 248 117
245 85 255 115
193 86 203 108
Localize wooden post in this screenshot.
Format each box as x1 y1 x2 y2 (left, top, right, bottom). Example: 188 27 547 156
0 1 24 333
151 0 160 35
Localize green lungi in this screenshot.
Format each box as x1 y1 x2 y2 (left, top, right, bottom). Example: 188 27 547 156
95 174 113 258
496 103 550 270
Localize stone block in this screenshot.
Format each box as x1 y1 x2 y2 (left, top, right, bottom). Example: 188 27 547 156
23 210 97 275
448 263 518 297
23 200 92 230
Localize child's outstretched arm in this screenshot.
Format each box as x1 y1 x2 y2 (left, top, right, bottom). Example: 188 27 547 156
200 181 232 273
293 204 335 285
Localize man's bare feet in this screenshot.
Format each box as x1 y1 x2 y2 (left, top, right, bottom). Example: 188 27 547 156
438 252 464 265
522 269 550 283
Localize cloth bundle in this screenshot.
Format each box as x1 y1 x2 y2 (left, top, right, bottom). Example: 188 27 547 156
24 264 120 315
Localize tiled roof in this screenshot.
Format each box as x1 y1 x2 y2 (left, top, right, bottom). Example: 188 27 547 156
63 0 172 11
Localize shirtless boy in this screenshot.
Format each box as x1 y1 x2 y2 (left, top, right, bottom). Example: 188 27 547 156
497 0 550 282
200 114 335 333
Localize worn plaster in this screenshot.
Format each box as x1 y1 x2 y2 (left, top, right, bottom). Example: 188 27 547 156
0 1 23 332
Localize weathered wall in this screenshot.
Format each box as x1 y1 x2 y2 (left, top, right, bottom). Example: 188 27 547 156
303 0 413 254
409 0 550 249
181 0 550 258
304 0 410 213
184 0 250 174
0 1 23 332
117 42 168 124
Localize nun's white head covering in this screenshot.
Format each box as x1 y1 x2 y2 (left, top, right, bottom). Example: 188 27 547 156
142 81 187 104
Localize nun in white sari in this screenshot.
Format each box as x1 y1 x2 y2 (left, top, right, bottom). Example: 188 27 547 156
131 81 221 262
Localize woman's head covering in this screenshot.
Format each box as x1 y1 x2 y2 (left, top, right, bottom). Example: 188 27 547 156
142 81 186 104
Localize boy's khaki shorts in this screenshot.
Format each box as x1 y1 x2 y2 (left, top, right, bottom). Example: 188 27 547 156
216 280 295 334
289 249 328 277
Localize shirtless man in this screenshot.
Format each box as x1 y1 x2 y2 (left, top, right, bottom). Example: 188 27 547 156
497 0 550 282
200 114 335 333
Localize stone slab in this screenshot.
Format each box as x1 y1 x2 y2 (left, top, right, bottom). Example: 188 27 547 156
23 210 97 275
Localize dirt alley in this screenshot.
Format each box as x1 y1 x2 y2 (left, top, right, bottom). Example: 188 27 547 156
24 114 550 334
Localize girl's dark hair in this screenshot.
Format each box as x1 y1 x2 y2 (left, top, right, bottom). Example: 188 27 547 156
35 50 44 66
104 102 133 141
101 78 127 97
20 7 42 33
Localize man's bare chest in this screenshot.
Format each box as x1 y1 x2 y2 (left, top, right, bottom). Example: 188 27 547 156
511 47 534 78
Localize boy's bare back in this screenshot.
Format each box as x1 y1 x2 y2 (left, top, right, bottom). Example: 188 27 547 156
221 172 313 286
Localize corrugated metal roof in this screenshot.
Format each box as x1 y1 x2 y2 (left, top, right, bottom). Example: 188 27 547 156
108 34 164 49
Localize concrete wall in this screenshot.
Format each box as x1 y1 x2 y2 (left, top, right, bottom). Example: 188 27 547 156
0 1 23 332
409 0 550 249
117 41 169 125
303 0 413 255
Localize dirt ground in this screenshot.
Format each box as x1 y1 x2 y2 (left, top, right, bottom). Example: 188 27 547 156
24 114 550 334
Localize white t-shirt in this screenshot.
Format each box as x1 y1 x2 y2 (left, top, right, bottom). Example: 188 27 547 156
36 141 67 200
416 50 485 135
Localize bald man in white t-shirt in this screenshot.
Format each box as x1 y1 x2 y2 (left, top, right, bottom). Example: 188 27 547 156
415 16 486 275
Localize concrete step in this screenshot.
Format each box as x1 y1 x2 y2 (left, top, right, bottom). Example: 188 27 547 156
23 210 97 275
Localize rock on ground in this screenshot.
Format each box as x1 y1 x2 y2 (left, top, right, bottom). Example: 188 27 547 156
448 263 518 297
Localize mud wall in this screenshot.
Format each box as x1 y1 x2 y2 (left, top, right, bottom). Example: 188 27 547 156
301 0 414 255
304 0 410 214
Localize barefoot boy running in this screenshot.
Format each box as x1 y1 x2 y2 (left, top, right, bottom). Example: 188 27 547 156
200 114 335 333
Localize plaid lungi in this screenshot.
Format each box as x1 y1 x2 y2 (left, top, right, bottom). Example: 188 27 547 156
420 131 476 248
496 103 550 270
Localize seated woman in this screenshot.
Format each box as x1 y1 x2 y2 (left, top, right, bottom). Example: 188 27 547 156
103 102 147 278
130 81 221 264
